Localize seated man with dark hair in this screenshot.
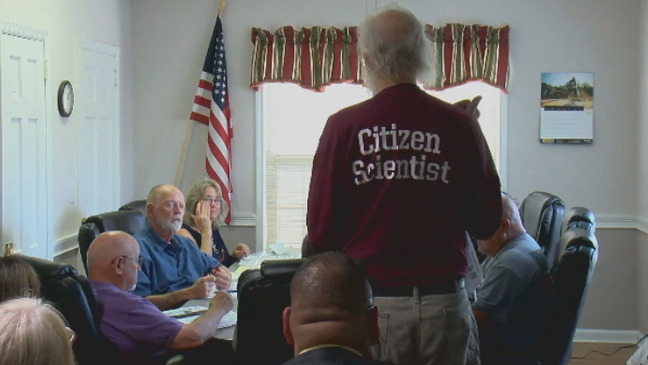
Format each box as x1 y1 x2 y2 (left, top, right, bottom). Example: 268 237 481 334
282 251 392 365
473 193 550 365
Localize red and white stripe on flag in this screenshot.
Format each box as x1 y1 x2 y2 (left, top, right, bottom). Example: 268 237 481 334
190 15 233 224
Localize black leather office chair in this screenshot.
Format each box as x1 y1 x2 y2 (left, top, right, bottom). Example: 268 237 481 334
15 254 119 365
78 210 145 273
519 191 565 270
119 199 147 216
538 227 598 365
235 259 305 365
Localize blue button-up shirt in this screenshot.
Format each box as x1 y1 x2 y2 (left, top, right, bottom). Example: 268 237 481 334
133 223 219 297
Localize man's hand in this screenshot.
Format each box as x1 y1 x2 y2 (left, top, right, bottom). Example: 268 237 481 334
212 265 232 291
209 291 234 313
454 95 482 119
232 243 251 260
186 274 216 299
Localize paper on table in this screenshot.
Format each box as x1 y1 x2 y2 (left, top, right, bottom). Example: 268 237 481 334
163 305 208 318
174 310 237 329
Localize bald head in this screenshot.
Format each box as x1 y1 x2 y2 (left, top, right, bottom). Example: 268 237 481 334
146 184 180 204
87 231 140 291
501 193 524 232
477 193 527 257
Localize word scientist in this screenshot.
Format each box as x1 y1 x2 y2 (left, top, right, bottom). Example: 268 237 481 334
353 123 452 185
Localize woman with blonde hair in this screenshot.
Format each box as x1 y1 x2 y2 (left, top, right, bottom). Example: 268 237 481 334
0 297 76 365
178 177 250 267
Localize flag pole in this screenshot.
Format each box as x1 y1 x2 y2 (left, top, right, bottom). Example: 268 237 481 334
175 0 226 188
174 121 194 187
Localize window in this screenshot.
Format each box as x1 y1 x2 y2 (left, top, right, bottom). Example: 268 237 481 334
258 81 504 249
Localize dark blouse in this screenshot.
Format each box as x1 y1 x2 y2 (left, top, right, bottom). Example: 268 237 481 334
181 223 235 267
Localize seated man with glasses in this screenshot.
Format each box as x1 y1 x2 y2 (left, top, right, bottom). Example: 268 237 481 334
88 231 235 364
282 251 393 365
132 184 232 311
178 177 250 267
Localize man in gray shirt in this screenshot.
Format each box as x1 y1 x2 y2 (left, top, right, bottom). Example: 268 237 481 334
473 193 550 365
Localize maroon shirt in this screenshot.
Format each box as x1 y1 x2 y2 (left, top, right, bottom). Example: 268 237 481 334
307 84 502 288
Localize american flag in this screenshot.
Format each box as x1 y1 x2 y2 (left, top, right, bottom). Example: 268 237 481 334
190 15 233 224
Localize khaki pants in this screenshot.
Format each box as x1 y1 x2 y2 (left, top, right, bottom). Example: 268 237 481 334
375 288 480 365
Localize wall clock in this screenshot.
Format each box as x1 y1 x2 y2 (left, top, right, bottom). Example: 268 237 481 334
57 80 74 117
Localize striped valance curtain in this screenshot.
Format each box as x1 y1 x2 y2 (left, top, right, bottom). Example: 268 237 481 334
250 26 362 91
250 23 509 92
426 24 509 92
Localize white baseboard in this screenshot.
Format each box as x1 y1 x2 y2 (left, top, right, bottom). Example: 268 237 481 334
574 328 644 343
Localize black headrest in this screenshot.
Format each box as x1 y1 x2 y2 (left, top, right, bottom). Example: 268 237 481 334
82 210 145 236
562 228 598 252
260 259 305 282
562 207 596 234
118 199 147 215
519 191 565 237
15 254 78 279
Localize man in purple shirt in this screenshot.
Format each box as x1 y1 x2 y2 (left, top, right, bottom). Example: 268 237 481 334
88 231 234 364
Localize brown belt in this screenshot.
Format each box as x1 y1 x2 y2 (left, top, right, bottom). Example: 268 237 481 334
373 278 465 297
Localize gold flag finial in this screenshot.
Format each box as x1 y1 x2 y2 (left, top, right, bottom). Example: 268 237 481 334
218 0 227 16
4 242 14 256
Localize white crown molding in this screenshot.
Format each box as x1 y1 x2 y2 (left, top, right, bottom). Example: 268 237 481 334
574 328 644 343
0 21 47 39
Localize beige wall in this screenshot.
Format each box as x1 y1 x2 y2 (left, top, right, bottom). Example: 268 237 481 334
578 229 638 330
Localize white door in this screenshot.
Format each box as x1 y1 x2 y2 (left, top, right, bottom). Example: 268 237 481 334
77 41 120 217
0 31 49 258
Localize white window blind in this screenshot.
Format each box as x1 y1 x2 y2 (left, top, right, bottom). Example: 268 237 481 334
260 81 502 249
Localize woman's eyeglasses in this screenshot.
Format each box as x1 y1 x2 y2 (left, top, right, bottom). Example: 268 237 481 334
203 197 223 206
65 326 76 344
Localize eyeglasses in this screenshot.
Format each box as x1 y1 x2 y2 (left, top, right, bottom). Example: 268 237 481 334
65 326 76 344
203 197 223 205
112 255 143 268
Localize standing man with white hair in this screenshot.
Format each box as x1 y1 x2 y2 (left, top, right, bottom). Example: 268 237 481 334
306 4 502 365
